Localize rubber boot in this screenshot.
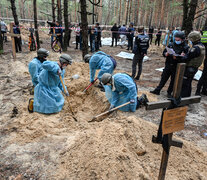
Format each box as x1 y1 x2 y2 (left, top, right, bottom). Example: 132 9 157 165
28 98 34 113
137 94 149 108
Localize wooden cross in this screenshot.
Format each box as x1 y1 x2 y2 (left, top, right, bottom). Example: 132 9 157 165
146 63 201 180
6 23 21 60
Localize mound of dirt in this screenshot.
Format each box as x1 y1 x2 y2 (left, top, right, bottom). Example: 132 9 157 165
0 44 207 179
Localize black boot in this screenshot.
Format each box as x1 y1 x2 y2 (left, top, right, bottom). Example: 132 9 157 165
137 94 149 108
150 89 160 95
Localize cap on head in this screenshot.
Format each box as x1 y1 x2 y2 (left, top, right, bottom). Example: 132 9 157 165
84 54 92 63
188 31 201 42
37 48 49 58
59 54 73 65
174 31 185 40
101 73 112 85
176 27 181 30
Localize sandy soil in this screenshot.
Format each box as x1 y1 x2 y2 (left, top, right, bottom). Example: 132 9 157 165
0 27 207 179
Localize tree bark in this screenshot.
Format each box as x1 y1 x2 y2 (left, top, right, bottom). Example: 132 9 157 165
125 0 130 25
10 0 19 26
182 0 198 35
80 0 88 59
159 0 165 28
118 0 122 25
33 0 40 49
98 0 103 23
63 0 69 51
52 0 56 22
57 0 62 24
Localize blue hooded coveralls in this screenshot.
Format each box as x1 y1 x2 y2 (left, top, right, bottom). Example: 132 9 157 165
89 51 115 82
104 73 138 112
28 58 44 86
33 61 68 114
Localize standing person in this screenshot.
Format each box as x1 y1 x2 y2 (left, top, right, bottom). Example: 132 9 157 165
55 21 63 49
75 23 81 49
84 51 117 91
111 23 119 47
47 20 55 43
31 54 73 114
163 28 173 46
29 48 49 87
0 19 7 42
89 26 96 52
127 23 135 51
180 31 205 97
155 28 162 46
96 22 102 50
101 73 149 112
67 22 72 47
119 24 127 48
132 26 149 80
195 28 207 95
148 26 154 45
150 31 189 97
13 23 22 53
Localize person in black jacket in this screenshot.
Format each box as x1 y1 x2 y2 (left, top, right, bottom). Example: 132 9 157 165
111 23 119 47
13 23 22 53
96 22 102 50
150 31 189 97
155 28 162 46
132 26 149 80
148 26 154 45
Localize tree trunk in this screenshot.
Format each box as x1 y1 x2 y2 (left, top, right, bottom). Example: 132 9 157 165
159 0 165 28
63 0 69 52
57 0 62 24
98 0 103 23
0 24 3 54
33 0 40 49
80 0 88 59
52 0 56 22
128 0 132 23
125 0 130 25
10 0 19 26
182 0 188 30
182 0 198 35
118 0 122 25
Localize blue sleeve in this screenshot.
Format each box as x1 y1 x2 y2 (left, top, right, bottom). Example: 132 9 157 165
89 61 96 82
29 62 39 86
111 91 120 106
58 69 68 93
42 61 59 74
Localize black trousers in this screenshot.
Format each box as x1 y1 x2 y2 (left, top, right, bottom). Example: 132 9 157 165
111 34 118 46
132 54 144 79
128 37 133 50
155 37 161 46
155 63 177 94
149 34 153 44
14 37 22 52
76 36 80 49
196 59 207 94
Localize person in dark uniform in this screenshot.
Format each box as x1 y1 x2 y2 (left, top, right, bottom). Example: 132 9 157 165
195 28 207 95
132 26 149 80
155 28 162 46
180 31 205 97
148 26 154 45
111 23 119 47
150 31 189 97
13 23 22 53
96 22 102 49
127 23 135 51
67 22 72 47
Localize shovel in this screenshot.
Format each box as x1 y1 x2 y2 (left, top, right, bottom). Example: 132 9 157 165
83 78 98 93
59 75 78 121
89 101 131 122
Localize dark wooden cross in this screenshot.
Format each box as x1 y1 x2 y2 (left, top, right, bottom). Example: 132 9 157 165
146 63 201 180
7 23 21 60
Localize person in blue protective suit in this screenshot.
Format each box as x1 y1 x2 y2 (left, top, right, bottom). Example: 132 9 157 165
84 51 117 91
101 73 148 112
29 48 49 87
29 54 73 114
